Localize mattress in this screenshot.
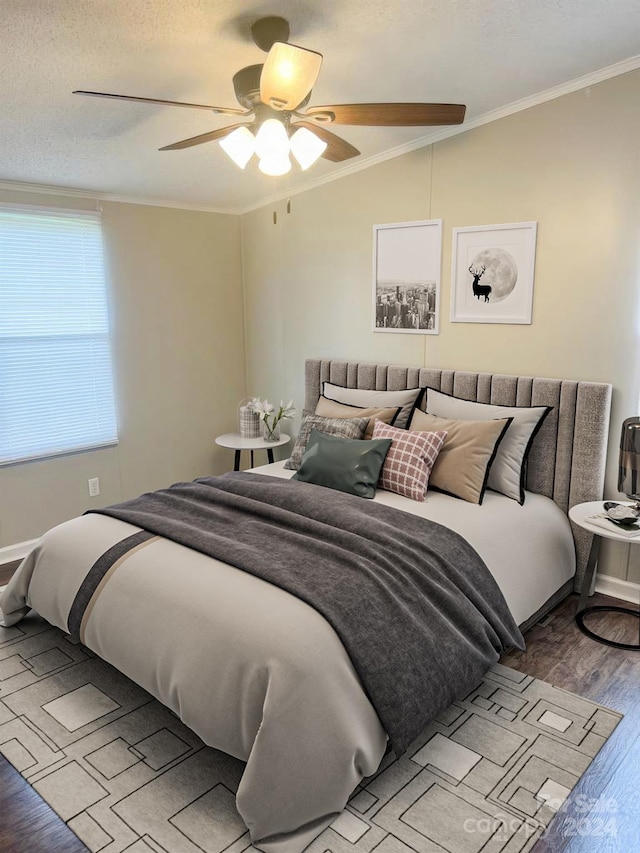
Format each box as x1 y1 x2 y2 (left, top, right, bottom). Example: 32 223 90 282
255 460 577 627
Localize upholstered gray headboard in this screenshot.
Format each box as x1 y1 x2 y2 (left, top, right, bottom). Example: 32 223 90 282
305 358 612 590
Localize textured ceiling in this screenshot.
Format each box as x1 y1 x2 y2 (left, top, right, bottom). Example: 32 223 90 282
2 0 639 212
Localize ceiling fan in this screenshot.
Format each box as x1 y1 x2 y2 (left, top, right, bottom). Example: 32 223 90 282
74 16 466 176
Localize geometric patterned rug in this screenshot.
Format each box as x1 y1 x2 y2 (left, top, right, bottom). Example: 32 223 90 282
0 610 622 853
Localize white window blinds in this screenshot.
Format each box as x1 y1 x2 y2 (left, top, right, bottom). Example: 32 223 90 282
0 206 118 465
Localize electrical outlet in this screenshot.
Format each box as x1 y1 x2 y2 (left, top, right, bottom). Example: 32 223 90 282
88 477 100 498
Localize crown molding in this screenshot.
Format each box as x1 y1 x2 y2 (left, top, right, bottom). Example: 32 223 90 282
237 53 640 214
0 180 242 216
2 54 639 217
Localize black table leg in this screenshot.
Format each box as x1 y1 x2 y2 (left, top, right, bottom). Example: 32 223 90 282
234 449 241 471
575 533 640 650
577 535 601 612
250 450 254 468
267 448 275 464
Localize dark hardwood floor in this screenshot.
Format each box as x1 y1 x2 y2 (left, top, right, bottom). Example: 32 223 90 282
1 559 638 852
503 593 640 853
0 561 21 586
0 759 89 852
1 561 90 852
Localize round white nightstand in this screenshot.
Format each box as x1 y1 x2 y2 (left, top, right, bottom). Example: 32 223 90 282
215 432 291 471
569 500 640 650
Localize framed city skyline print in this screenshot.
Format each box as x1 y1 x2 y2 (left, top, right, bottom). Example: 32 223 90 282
373 219 443 335
450 221 538 324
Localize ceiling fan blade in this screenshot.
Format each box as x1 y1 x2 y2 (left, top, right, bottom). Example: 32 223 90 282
159 123 252 151
260 42 323 111
73 90 249 116
305 103 466 126
291 121 360 162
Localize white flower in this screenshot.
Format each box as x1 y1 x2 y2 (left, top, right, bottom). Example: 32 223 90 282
250 397 274 420
281 399 296 420
249 396 296 430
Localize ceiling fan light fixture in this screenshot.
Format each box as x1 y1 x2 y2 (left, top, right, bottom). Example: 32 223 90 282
260 42 323 111
219 126 256 169
290 127 327 170
254 118 290 160
258 154 292 177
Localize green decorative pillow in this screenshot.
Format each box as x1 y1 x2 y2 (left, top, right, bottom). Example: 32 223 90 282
292 429 392 499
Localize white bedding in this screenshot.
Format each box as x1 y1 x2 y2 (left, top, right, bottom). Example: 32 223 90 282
1 511 388 852
0 463 575 852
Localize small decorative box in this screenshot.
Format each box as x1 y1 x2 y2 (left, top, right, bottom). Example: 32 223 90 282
238 399 261 438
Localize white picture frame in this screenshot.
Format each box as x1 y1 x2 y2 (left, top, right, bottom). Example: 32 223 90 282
373 219 442 335
450 222 538 324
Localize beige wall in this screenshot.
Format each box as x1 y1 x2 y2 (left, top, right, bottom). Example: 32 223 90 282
241 148 434 410
0 190 245 547
242 69 640 582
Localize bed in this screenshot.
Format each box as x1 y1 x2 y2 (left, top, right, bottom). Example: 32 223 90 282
0 358 612 853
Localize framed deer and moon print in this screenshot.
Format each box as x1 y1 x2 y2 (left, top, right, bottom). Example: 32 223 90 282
373 219 443 335
450 222 538 324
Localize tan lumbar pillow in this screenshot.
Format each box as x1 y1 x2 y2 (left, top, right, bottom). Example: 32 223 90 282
408 409 512 504
315 396 401 440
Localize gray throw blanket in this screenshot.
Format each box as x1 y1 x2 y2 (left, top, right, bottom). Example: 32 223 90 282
89 472 524 755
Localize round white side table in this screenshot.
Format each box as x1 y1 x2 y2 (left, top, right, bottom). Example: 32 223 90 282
569 500 640 651
215 432 291 471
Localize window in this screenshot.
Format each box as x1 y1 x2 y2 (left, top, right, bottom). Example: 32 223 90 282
0 205 118 465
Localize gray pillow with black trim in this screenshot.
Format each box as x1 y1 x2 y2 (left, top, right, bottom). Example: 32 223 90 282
284 411 369 470
424 388 551 504
293 429 392 498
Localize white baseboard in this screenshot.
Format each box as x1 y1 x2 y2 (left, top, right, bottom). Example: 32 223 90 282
0 539 37 565
595 573 640 604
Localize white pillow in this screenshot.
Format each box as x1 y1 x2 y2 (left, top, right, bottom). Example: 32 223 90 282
424 388 550 503
322 382 423 429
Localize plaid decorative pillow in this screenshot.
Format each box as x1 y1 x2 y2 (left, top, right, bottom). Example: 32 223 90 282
372 419 447 501
314 396 401 439
284 411 369 470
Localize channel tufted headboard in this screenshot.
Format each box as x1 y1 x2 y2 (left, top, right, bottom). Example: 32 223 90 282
305 358 612 591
